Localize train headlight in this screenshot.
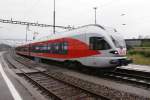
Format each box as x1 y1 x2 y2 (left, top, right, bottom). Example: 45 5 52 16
109 50 118 54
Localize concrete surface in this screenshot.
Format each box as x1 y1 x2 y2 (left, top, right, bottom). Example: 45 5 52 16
120 64 150 72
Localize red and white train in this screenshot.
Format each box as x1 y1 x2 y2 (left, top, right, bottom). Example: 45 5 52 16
15 24 131 68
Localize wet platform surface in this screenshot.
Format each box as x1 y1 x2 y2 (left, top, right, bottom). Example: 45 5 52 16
0 52 37 100
0 67 14 100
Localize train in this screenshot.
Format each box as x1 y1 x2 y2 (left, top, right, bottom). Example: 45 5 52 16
15 24 132 68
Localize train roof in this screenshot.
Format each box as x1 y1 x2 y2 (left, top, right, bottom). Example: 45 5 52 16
20 24 117 46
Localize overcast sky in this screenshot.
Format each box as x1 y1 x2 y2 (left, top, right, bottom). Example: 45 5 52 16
0 0 150 41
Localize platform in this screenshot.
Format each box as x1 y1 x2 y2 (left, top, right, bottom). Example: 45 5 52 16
120 64 150 72
0 64 14 100
0 52 44 100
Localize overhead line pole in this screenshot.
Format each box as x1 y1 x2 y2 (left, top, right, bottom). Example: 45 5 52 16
93 7 97 24
53 0 56 34
25 24 29 42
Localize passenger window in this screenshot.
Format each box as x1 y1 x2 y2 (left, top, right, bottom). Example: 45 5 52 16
48 42 68 54
90 37 111 50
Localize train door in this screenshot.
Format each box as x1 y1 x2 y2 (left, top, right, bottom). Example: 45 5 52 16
80 33 94 66
88 36 112 67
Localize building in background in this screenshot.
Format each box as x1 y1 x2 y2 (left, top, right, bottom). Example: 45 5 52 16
125 39 150 48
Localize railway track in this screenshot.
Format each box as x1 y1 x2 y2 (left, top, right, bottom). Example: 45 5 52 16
19 72 99 100
30 54 150 89
103 68 150 88
53 59 150 89
78 66 150 89
11 52 150 89
3 50 150 99
4 52 110 100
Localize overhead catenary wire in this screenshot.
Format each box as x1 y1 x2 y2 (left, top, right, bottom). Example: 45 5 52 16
0 18 71 29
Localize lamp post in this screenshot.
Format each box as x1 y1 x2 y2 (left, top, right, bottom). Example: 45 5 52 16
121 13 126 26
93 7 97 24
53 0 56 34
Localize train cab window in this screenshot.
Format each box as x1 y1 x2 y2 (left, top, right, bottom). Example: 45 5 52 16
90 37 111 50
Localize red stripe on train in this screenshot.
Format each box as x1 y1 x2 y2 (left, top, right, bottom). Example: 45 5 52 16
17 38 101 59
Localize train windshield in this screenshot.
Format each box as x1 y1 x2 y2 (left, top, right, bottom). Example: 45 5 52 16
90 37 111 50
111 36 126 48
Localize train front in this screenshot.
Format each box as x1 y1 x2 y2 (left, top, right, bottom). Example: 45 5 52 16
108 30 132 66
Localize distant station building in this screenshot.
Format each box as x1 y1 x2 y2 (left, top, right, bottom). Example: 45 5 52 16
125 39 150 48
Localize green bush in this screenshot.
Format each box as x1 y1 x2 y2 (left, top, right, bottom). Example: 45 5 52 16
128 50 137 55
128 49 150 57
143 51 150 57
141 41 150 47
